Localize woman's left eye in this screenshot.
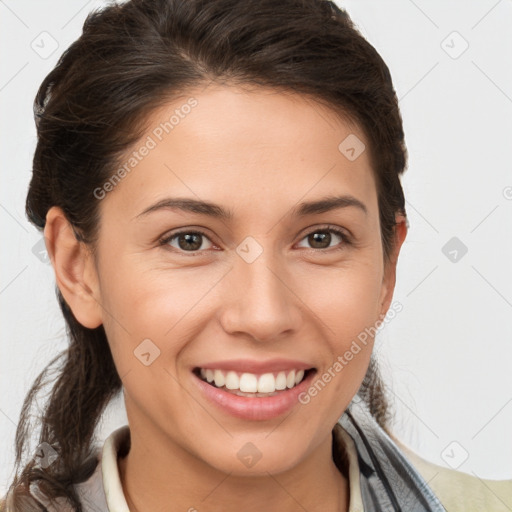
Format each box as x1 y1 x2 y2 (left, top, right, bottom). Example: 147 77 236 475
158 226 350 254
296 227 350 251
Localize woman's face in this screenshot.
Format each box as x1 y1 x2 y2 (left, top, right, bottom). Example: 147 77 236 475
66 84 405 475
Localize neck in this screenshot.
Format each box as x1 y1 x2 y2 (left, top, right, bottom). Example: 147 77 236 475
118 425 350 512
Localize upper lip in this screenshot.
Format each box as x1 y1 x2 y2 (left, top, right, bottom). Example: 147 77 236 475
194 358 315 374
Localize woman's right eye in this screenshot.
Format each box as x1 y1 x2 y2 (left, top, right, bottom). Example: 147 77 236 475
159 230 215 254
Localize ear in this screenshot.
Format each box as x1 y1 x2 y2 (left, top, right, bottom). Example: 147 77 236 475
43 206 103 329
378 213 407 319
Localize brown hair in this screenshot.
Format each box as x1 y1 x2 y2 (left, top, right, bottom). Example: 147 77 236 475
3 0 407 509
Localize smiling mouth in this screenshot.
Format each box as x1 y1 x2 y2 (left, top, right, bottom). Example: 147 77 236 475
193 367 316 397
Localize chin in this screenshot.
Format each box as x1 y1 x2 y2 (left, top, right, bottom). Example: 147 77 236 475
196 438 309 477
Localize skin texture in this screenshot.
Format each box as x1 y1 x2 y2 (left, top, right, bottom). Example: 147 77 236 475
44 84 407 512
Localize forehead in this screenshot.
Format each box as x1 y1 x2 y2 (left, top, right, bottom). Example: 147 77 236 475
99 84 378 223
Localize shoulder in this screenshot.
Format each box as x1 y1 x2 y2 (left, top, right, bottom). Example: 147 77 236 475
42 427 129 512
391 436 512 512
74 425 131 512
73 451 109 512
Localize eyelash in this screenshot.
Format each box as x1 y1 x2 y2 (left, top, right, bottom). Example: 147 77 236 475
157 224 352 256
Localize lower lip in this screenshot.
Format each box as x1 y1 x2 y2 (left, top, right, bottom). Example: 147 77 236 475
193 370 316 421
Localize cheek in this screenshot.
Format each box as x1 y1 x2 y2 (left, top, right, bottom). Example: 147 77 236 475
97 259 223 373
296 259 383 400
299 258 384 343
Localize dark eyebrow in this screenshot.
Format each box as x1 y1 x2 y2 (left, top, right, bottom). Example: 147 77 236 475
292 195 367 217
134 194 367 220
135 198 234 220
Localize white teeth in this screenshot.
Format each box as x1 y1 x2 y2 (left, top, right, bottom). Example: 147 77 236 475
257 373 275 393
225 371 239 390
198 368 308 393
239 373 258 392
295 369 305 385
213 369 225 388
275 371 287 390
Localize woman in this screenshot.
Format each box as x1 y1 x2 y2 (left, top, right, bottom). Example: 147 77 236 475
2 0 511 510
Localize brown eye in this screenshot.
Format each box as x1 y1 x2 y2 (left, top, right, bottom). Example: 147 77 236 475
296 227 350 251
160 230 214 253
308 231 333 249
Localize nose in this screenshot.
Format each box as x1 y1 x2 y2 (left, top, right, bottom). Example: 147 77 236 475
218 249 302 343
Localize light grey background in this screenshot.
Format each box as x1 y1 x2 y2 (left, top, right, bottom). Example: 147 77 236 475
1 0 511 495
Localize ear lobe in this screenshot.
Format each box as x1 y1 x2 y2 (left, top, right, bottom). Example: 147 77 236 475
379 213 408 319
44 206 103 329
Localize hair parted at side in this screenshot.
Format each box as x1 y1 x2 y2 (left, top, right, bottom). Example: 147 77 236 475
3 0 407 509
